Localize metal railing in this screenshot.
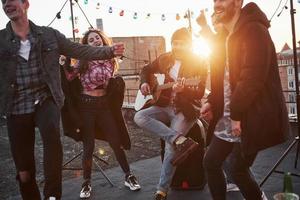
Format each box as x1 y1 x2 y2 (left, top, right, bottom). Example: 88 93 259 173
123 88 139 109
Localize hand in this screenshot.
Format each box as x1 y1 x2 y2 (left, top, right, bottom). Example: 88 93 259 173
200 102 213 122
140 83 151 96
172 78 185 93
231 120 242 137
196 10 208 28
112 43 125 57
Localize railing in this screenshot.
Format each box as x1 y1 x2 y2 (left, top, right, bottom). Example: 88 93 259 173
282 90 298 122
123 88 139 109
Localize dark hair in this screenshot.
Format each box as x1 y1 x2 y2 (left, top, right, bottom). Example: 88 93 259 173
171 27 192 44
79 29 118 74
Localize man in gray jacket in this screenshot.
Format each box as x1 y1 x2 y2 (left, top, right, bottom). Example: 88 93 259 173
0 0 124 199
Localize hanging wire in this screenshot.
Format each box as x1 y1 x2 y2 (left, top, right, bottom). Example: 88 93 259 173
47 0 69 27
269 0 284 22
276 0 289 18
73 0 94 29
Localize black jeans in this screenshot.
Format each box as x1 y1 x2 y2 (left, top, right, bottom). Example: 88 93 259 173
79 94 130 180
7 98 62 200
203 136 262 200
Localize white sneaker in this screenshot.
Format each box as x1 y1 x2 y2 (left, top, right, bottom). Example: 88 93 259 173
226 183 240 192
125 174 141 191
80 180 92 198
243 191 268 200
262 191 268 200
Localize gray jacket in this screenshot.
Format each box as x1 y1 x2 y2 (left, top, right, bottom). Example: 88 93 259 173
0 21 115 115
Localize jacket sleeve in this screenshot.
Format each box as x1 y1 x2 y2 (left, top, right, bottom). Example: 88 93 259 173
53 29 115 60
140 57 161 87
230 23 272 120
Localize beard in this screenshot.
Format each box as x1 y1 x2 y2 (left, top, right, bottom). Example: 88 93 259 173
214 1 236 24
172 49 189 60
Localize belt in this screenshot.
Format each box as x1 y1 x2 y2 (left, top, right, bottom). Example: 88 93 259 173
83 89 106 97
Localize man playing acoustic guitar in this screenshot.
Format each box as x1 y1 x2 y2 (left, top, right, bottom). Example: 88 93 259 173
134 27 207 200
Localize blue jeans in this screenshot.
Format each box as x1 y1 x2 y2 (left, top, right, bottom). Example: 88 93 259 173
134 105 195 193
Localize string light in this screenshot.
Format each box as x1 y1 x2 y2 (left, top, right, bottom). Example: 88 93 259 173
119 10 125 16
96 2 100 9
109 6 113 13
56 12 61 19
49 0 210 27
146 13 151 19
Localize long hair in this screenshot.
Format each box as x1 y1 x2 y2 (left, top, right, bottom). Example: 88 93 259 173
79 29 119 74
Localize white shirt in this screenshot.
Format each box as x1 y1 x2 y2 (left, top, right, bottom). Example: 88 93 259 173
18 39 31 61
169 60 181 80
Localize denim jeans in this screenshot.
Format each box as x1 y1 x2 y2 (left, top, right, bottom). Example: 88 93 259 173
79 94 130 180
7 98 62 200
134 105 195 193
203 136 262 200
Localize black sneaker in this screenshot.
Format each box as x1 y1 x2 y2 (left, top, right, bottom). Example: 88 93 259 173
171 137 199 166
125 174 141 191
154 192 167 200
80 180 92 199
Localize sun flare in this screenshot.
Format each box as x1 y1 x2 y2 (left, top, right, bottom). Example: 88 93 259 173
192 36 211 58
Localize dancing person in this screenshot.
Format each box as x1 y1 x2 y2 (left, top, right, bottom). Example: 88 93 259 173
62 29 141 199
0 0 124 199
200 1 289 199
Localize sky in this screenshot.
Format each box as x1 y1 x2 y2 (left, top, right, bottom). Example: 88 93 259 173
1 0 300 52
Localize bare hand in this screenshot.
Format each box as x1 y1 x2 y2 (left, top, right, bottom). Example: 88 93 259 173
200 102 213 122
140 83 151 96
112 43 125 57
196 10 208 28
172 78 185 93
231 120 241 137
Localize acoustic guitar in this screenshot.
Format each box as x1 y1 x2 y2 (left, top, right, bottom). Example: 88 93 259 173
134 77 200 111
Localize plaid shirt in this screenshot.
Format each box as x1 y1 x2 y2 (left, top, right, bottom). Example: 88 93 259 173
10 33 51 115
65 60 114 91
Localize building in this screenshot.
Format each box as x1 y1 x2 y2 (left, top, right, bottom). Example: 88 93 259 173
277 41 300 119
112 36 166 107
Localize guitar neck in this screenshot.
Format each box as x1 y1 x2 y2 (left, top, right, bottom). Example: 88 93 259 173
156 82 175 91
155 78 200 92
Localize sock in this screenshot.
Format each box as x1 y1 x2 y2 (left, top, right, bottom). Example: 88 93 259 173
175 136 187 145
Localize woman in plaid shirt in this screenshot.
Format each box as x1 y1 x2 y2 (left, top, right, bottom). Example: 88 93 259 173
63 29 141 198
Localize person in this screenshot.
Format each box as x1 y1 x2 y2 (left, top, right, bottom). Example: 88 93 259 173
0 0 124 199
134 27 207 200
197 10 239 193
200 0 289 199
62 29 141 199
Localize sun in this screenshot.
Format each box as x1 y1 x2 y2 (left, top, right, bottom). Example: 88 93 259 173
192 36 211 58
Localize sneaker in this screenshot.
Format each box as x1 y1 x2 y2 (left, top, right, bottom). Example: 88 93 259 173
125 174 141 191
226 183 240 192
262 191 268 200
171 137 199 166
154 191 167 200
80 180 92 199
